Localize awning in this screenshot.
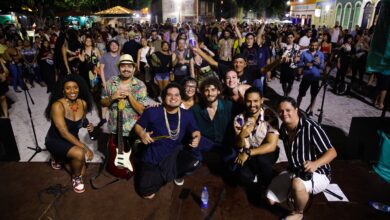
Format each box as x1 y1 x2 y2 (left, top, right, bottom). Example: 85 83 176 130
94 6 133 15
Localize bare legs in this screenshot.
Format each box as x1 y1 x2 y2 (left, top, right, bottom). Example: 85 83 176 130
66 146 86 177
157 79 169 96
268 178 307 220
0 95 8 118
375 90 387 110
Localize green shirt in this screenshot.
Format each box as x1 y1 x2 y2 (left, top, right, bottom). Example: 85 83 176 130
191 99 233 145
102 76 147 136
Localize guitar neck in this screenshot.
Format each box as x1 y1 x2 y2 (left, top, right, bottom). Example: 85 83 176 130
261 58 281 74
117 109 124 154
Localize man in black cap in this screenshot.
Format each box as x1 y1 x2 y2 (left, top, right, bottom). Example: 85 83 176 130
193 46 257 86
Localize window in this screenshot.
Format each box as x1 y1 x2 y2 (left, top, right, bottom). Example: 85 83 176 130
352 2 361 27
342 3 352 29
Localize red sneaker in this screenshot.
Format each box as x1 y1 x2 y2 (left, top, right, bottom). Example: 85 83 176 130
72 176 85 193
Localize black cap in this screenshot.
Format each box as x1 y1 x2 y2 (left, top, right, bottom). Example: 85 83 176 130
233 54 247 61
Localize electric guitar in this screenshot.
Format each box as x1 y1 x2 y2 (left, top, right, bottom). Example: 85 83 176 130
106 99 134 179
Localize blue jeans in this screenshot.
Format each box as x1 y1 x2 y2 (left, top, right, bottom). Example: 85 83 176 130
9 63 24 91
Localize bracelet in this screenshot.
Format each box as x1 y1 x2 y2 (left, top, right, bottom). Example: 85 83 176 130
244 148 251 158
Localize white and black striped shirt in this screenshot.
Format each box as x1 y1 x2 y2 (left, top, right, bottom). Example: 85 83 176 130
280 117 333 175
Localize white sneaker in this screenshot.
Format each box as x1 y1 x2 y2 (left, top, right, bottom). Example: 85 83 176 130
72 176 85 193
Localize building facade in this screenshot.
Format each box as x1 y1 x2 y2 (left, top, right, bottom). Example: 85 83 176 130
311 0 382 29
289 0 317 25
151 0 215 24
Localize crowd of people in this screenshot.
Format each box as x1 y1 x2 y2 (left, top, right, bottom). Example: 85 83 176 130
1 18 388 219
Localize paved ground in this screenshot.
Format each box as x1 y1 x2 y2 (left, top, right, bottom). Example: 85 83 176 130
6 71 387 162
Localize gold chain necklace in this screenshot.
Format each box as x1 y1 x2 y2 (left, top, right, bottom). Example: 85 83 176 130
163 107 181 140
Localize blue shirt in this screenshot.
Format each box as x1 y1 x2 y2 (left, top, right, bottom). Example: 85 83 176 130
299 50 324 79
137 106 199 165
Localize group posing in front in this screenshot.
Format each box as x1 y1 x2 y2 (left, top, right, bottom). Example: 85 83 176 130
39 21 339 220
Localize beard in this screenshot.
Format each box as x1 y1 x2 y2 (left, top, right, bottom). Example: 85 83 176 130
206 95 218 104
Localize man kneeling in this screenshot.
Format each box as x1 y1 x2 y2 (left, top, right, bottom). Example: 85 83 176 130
266 97 337 220
134 83 201 199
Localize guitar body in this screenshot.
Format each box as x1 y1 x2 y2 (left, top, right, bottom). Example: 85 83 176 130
106 135 134 179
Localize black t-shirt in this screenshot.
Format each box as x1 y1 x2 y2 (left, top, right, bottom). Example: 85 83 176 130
122 40 141 62
154 51 172 73
240 44 259 68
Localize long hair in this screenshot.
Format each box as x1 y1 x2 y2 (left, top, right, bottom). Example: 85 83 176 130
44 74 93 120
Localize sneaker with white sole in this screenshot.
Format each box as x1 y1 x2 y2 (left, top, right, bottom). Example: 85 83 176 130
72 176 85 193
50 159 62 170
174 178 184 186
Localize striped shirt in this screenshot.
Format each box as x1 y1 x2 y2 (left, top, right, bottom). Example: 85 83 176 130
280 117 333 175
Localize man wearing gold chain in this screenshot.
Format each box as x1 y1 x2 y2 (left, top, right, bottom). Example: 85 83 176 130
134 83 201 199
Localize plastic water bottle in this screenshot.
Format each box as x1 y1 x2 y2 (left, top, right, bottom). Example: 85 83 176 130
369 201 390 213
201 186 209 208
188 28 196 48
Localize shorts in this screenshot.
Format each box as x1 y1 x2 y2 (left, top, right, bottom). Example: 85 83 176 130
280 65 296 84
298 77 320 97
266 171 330 203
155 72 170 81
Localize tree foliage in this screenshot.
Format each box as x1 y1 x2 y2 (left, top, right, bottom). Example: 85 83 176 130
236 0 288 18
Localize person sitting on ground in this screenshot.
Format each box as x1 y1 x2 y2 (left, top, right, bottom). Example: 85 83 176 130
267 97 337 220
134 83 201 198
190 77 234 162
234 87 279 189
44 74 95 193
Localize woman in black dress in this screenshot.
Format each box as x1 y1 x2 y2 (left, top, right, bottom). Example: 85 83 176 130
44 74 94 193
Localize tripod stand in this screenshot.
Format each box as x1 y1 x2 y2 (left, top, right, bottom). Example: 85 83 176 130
23 87 47 162
305 77 328 125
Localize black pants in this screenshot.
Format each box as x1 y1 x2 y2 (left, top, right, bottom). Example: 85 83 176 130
135 148 199 197
351 54 367 87
298 77 320 98
237 149 279 187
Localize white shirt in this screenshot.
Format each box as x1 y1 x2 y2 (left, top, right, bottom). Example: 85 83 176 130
331 27 340 43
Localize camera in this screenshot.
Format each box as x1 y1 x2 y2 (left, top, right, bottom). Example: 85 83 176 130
293 167 313 181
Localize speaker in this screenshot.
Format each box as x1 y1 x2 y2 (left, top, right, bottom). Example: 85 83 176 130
0 118 20 161
347 117 390 162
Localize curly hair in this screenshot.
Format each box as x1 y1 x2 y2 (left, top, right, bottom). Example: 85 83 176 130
199 77 223 94
44 74 94 120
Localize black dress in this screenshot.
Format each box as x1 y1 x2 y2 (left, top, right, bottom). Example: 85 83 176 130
45 117 83 161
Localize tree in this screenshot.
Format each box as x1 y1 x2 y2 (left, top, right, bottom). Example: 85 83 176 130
235 0 288 18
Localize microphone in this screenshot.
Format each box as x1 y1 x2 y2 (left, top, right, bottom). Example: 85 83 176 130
82 118 96 140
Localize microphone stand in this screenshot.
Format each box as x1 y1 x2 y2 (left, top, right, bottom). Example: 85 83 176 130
23 86 47 162
305 76 328 125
